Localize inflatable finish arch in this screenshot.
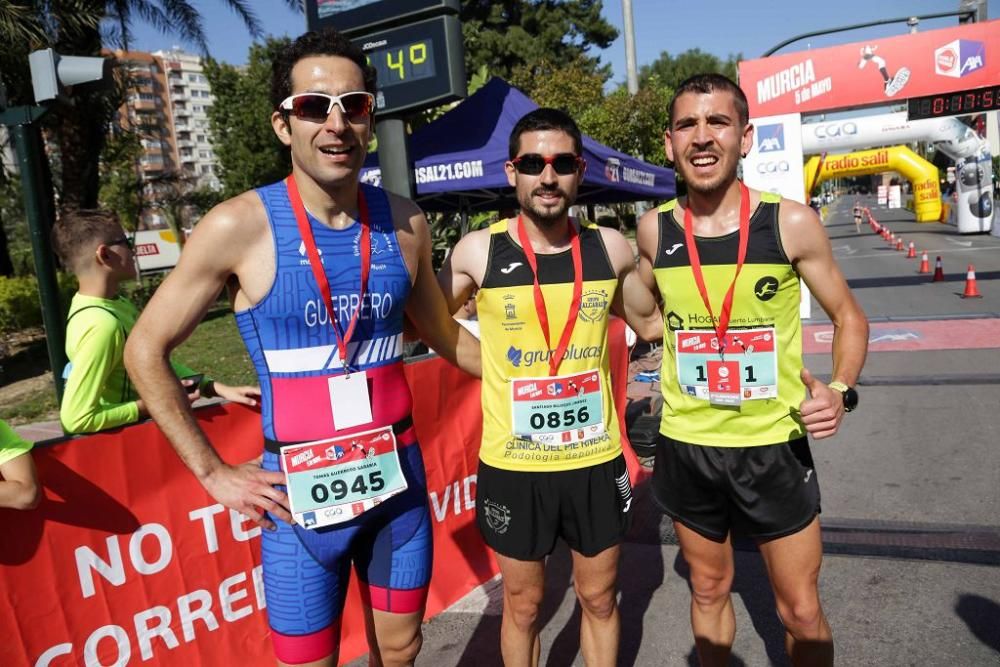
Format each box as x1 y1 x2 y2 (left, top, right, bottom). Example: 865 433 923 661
803 145 941 222
801 112 993 233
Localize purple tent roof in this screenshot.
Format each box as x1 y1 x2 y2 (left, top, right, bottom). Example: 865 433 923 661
360 77 675 212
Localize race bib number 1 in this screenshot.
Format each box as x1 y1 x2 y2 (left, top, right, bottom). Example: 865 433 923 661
675 328 779 403
510 370 604 444
280 426 407 530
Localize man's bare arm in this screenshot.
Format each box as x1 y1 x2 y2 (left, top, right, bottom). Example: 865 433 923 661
436 228 489 315
780 199 869 439
604 223 663 341
391 197 481 377
124 194 290 528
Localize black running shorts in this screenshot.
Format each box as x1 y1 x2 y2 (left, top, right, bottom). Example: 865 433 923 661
476 455 633 560
652 435 820 542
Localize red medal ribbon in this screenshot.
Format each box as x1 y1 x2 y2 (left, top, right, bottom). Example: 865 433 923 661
516 215 583 376
682 182 751 359
286 174 370 372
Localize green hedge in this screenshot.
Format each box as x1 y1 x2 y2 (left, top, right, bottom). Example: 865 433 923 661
0 273 78 334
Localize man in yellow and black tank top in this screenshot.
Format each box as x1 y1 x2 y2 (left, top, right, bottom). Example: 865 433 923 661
652 192 805 447
635 75 868 667
439 108 662 666
477 216 621 472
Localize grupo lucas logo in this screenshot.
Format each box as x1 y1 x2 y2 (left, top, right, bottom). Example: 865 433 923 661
935 39 985 78
756 123 785 153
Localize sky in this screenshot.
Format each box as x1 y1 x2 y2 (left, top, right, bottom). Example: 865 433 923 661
128 0 998 84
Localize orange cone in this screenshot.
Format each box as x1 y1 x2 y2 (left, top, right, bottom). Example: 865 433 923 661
906 242 916 259
918 252 930 274
896 238 904 251
961 265 982 298
932 256 945 282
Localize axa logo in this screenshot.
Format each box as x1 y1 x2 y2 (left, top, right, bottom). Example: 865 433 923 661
754 276 779 301
757 124 784 153
935 39 985 78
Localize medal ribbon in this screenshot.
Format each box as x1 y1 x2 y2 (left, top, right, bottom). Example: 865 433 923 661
682 183 751 359
516 216 583 376
287 174 370 372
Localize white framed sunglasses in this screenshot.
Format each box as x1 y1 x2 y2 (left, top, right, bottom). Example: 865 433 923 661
278 91 375 123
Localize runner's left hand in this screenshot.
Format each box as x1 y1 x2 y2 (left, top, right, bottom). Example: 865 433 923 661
798 368 844 439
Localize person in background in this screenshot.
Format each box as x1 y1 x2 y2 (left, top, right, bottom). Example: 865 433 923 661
0 419 40 510
51 208 259 435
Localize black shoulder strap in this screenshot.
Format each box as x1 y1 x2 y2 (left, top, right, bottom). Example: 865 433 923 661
66 305 127 337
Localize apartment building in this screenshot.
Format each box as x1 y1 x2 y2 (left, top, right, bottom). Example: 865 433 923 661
111 48 221 229
153 48 220 191
114 50 177 181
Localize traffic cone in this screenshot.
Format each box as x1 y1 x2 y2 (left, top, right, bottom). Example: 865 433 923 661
896 238 904 251
906 242 916 258
918 252 930 274
961 265 982 298
932 256 945 282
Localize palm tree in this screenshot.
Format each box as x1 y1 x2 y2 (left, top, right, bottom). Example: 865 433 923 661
0 0 300 270
1 0 301 203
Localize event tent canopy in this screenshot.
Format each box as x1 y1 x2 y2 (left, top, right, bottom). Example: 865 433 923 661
360 78 675 212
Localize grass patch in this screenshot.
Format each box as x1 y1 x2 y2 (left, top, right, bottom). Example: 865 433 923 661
1 304 256 426
0 381 59 424
173 306 257 386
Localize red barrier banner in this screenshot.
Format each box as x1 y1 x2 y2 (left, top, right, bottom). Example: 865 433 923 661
738 20 1000 117
0 368 489 666
1 325 638 666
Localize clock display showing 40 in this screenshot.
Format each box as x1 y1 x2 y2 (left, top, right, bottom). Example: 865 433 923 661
367 39 437 88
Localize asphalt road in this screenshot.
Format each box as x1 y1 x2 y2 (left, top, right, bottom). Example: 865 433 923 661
349 197 1000 666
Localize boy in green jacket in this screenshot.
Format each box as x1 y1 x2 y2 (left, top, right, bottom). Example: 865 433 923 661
52 209 259 434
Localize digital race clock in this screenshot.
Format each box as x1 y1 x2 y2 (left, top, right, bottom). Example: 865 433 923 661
354 15 466 116
907 85 1000 120
307 0 459 37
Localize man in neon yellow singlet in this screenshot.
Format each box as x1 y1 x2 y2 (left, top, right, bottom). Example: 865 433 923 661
51 209 259 434
439 108 662 666
636 74 869 667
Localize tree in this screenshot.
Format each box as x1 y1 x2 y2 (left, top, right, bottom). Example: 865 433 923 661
580 77 673 167
508 56 606 119
460 0 618 83
203 38 293 199
639 48 741 91
0 1 298 212
0 167 28 277
98 129 144 231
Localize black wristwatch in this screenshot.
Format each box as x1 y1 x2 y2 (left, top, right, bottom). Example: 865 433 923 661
828 381 858 412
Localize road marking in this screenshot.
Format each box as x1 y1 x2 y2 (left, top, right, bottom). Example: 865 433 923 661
832 244 857 255
946 238 973 248
836 246 998 261
805 318 1000 353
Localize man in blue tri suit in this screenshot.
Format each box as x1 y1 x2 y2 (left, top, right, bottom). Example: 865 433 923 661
125 27 480 667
